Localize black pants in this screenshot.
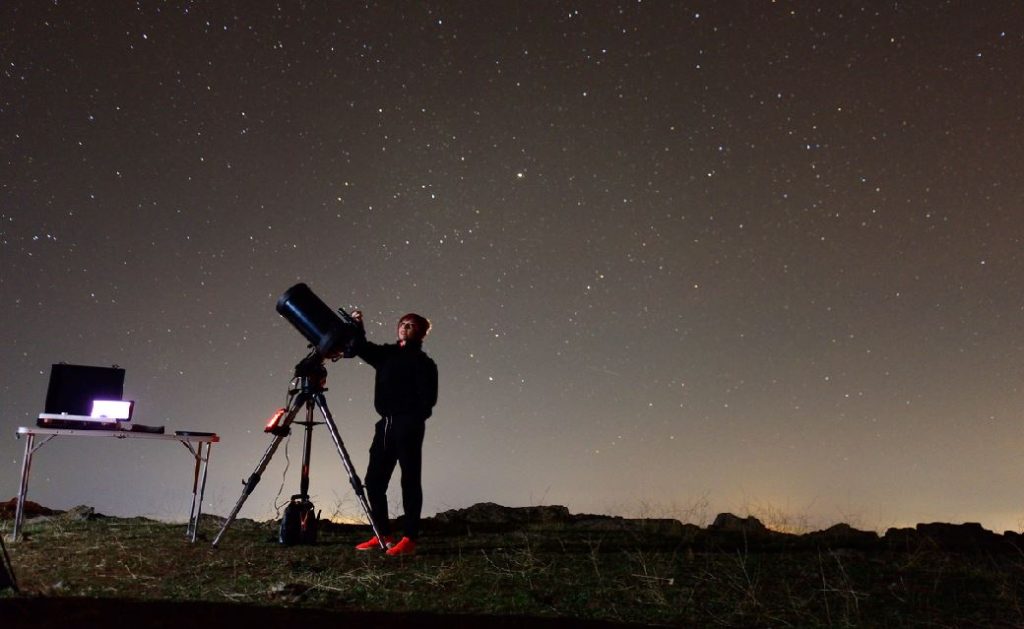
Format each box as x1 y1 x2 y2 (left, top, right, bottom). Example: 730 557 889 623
364 415 425 539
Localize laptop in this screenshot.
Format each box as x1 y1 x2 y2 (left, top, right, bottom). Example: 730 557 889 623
37 363 129 430
43 363 125 414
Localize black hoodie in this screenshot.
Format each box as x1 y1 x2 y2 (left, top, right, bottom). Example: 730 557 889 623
355 339 438 419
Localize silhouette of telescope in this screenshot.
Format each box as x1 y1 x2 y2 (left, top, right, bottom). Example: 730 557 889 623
276 283 361 359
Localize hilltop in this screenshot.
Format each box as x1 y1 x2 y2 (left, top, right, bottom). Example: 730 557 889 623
3 500 1024 627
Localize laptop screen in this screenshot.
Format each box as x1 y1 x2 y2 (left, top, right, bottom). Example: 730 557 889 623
44 364 126 416
90 399 134 421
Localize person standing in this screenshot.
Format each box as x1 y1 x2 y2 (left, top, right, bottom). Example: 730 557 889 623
350 310 438 557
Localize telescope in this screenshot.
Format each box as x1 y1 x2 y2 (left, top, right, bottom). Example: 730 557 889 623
212 282 385 548
276 282 363 360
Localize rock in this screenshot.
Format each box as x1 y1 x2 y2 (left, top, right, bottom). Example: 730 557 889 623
883 527 920 549
0 498 57 519
702 513 791 550
915 522 1002 551
431 502 572 527
805 523 880 549
60 505 98 521
884 522 1006 552
708 513 770 535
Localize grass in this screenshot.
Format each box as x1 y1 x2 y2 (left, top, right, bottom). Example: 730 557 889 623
4 511 1024 627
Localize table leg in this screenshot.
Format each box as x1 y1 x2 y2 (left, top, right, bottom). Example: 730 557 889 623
11 433 36 542
186 443 201 541
185 442 213 543
193 443 212 543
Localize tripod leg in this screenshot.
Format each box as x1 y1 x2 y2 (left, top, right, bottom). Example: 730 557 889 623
312 392 388 549
299 403 315 499
211 393 308 547
0 533 17 592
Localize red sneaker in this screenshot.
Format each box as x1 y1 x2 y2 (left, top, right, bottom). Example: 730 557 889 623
354 535 394 551
385 536 416 557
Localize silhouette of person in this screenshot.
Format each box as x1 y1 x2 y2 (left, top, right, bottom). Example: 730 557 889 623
350 310 437 556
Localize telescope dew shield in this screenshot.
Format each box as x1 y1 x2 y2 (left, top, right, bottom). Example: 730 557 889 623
276 283 352 358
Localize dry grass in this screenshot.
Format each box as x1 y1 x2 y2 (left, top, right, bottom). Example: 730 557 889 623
3 512 1024 627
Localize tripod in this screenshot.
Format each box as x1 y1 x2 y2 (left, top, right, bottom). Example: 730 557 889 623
0 531 17 592
211 351 386 548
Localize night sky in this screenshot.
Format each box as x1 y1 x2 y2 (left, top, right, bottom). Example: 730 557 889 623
3 2 1024 534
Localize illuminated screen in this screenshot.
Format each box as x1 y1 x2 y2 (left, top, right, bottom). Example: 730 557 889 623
90 400 134 420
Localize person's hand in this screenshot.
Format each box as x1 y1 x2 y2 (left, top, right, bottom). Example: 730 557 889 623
350 309 366 332
346 309 366 354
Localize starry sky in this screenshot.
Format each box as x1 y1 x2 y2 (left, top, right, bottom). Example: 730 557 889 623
3 1 1023 534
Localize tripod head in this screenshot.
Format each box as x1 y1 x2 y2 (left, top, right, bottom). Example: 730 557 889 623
293 351 328 390
263 352 329 437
